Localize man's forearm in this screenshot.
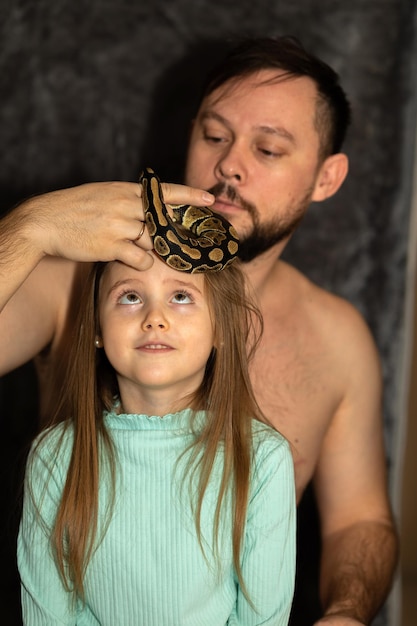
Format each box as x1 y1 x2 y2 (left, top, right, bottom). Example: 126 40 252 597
0 200 45 312
319 520 398 624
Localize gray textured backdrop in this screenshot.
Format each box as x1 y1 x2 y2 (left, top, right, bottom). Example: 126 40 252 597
0 1 416 625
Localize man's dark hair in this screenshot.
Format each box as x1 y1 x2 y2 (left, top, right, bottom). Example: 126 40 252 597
201 36 351 159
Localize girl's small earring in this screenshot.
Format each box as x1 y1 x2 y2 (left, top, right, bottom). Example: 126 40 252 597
94 337 102 348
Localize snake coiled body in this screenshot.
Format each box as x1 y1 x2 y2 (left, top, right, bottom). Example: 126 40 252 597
140 168 239 273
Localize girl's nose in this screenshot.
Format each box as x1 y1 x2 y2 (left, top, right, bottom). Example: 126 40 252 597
141 306 168 331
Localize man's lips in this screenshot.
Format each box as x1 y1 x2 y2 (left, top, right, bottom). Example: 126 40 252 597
213 197 243 214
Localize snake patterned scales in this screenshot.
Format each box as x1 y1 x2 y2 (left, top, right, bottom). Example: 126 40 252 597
140 168 239 273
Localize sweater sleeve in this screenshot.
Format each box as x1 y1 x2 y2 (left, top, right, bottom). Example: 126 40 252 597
17 428 81 625
228 431 296 626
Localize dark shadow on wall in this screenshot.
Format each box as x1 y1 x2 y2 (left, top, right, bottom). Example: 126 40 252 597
0 363 39 626
290 484 322 625
140 37 234 182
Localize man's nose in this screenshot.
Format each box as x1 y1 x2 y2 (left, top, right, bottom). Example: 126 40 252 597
216 143 246 183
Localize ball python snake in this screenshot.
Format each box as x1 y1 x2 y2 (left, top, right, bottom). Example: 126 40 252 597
140 168 239 273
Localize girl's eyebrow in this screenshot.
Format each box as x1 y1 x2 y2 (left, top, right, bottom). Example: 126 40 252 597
105 277 203 297
166 278 203 295
104 279 132 298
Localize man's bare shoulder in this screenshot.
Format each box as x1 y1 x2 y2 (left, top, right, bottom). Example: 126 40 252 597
31 256 82 291
279 261 376 345
258 259 382 403
36 256 94 344
276 262 383 398
0 257 91 375
35 256 88 299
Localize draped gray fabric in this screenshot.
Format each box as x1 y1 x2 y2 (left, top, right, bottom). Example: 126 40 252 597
1 1 416 624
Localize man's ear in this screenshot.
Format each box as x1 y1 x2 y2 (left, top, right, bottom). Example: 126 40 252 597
312 153 349 202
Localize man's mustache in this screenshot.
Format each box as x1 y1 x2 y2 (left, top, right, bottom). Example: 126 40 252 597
207 182 255 216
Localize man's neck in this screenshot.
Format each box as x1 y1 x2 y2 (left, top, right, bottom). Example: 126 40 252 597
241 239 287 295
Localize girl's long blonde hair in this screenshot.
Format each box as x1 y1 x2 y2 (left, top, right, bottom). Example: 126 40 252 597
31 258 267 600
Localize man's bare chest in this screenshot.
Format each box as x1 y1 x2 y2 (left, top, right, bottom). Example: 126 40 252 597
249 319 340 500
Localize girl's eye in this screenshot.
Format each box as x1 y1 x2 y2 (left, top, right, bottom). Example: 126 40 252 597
172 291 193 304
118 292 141 305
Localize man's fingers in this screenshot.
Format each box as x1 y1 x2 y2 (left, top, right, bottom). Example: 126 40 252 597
117 245 155 272
160 182 214 207
132 228 153 251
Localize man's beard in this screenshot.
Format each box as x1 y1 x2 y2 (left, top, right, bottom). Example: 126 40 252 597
208 182 312 263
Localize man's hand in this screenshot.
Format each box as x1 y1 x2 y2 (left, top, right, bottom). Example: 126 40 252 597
15 180 214 271
0 180 214 312
314 617 366 626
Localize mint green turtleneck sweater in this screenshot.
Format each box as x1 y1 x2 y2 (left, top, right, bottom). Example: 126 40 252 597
18 409 296 625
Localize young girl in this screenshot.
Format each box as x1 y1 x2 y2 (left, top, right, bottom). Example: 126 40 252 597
18 210 296 625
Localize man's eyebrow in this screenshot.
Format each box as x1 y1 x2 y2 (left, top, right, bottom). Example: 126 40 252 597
200 111 295 144
200 110 229 126
256 125 296 144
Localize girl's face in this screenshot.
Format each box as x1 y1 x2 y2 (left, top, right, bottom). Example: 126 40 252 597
97 257 215 415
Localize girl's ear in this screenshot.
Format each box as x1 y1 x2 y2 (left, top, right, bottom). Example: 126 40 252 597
312 153 349 202
94 336 103 348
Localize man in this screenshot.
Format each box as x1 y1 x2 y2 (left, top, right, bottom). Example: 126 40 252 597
0 37 397 625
